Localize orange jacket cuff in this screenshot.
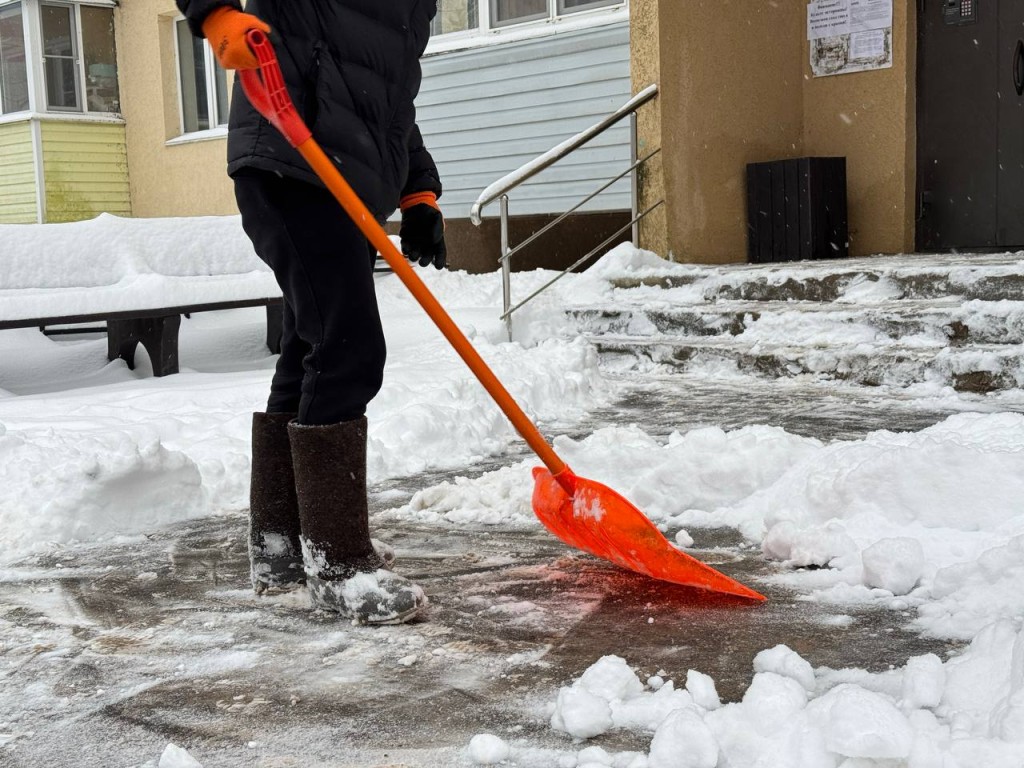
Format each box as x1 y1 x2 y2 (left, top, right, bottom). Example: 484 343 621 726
400 191 440 212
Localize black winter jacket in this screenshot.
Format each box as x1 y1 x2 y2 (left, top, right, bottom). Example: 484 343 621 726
176 0 442 220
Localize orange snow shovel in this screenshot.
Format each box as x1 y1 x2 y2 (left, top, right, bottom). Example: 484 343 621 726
240 30 765 602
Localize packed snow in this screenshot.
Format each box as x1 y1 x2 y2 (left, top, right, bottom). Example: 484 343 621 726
0 213 278 321
1 219 1023 766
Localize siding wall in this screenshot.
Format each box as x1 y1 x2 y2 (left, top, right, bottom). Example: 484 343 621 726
41 121 131 223
418 21 632 220
0 121 38 224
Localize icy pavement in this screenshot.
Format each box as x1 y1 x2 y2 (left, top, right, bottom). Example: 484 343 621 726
0 375 994 767
0 499 956 767
576 374 1023 443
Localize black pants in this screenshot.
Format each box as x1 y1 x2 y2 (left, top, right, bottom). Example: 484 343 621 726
234 171 385 426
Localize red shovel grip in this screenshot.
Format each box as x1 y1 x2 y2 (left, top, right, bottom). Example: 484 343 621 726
238 29 311 148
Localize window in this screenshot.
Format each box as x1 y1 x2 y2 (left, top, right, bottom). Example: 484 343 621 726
81 5 119 112
39 2 119 113
41 3 79 110
175 17 228 134
431 0 622 36
493 0 547 27
0 2 28 114
430 0 478 36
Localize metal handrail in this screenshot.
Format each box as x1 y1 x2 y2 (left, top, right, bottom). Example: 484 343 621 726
501 148 661 265
469 83 659 226
501 199 665 321
468 83 662 340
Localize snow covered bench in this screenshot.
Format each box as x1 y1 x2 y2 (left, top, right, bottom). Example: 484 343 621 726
0 214 282 377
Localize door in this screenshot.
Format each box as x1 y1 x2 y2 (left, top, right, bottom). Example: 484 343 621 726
997 1 1024 244
917 0 1024 250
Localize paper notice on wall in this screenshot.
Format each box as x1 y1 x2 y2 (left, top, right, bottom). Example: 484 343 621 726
808 0 851 40
809 0 893 77
849 29 887 60
851 0 892 33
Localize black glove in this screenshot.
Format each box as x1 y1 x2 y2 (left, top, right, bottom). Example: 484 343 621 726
399 201 447 270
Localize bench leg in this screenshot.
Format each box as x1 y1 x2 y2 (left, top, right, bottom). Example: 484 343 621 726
266 303 283 355
107 315 181 377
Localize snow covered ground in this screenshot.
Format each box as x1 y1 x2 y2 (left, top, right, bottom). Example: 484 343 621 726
1 223 1023 767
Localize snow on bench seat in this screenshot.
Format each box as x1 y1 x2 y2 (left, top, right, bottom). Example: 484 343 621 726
0 214 282 375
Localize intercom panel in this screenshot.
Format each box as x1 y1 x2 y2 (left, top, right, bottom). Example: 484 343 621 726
944 0 978 25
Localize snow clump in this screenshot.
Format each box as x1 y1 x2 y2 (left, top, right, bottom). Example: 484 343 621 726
468 733 510 764
544 641 1024 767
751 644 816 691
648 708 718 768
158 743 203 768
551 655 704 739
861 537 925 595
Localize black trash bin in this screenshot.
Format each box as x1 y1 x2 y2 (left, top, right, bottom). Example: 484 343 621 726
746 157 849 263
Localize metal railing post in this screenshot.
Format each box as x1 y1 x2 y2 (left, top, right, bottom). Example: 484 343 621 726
469 85 661 332
500 194 512 342
630 111 640 248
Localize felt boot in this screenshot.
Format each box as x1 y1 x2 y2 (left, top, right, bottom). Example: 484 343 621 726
249 412 304 594
288 418 426 624
249 413 395 595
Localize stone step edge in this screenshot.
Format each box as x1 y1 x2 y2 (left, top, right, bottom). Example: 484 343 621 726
565 297 1023 315
591 336 1022 357
592 340 1022 393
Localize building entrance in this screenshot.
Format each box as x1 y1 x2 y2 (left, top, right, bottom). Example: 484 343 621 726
917 0 1024 250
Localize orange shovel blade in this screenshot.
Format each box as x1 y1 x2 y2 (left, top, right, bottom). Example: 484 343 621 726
532 467 766 601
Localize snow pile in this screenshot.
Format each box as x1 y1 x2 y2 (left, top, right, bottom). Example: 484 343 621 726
550 656 718 742
0 259 610 562
406 411 1024 635
509 634 1024 767
0 213 265 290
0 213 278 321
369 336 605 479
575 244 682 286
0 423 206 555
389 423 819 528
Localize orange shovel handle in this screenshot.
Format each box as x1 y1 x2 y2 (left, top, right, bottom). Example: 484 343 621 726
239 30 569 485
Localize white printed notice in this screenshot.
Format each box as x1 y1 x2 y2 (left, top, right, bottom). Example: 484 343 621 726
851 0 892 33
849 29 886 60
809 0 893 77
808 0 851 40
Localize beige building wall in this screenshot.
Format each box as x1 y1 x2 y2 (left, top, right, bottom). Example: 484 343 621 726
802 5 917 256
115 0 236 218
630 0 667 259
633 0 917 262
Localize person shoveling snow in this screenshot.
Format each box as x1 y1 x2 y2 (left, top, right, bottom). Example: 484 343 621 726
177 0 446 624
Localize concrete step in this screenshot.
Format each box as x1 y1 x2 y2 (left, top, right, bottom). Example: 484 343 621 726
567 300 1024 346
607 253 1024 304
594 337 1024 393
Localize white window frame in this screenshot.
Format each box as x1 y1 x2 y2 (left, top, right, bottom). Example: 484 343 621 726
172 15 229 140
39 1 80 112
0 0 118 118
426 0 627 55
556 0 620 15
490 0 548 29
0 0 31 115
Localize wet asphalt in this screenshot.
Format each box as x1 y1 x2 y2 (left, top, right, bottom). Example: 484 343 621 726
1 374 996 767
